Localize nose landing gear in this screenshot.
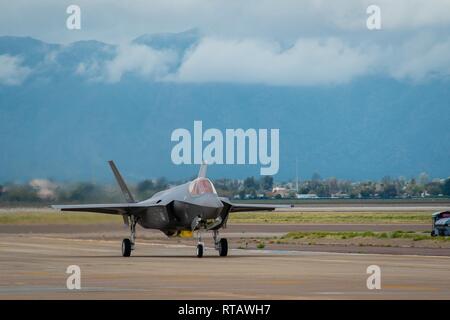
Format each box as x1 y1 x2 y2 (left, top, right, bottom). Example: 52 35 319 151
194 230 228 257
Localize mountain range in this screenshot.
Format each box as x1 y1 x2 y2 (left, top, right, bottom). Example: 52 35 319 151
0 30 449 182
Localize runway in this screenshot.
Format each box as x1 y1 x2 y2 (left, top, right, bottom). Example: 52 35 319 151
1 235 449 299
0 222 430 234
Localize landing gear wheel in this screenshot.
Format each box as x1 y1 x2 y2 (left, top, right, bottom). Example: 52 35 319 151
196 244 204 258
122 238 132 257
219 238 228 257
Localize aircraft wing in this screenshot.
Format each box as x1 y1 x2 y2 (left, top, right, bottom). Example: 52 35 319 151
51 203 153 215
220 198 290 212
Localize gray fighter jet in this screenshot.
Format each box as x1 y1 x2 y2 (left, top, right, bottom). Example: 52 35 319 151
52 161 286 257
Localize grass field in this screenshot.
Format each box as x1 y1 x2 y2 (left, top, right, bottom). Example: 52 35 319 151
228 211 432 224
0 209 122 224
281 230 449 242
0 208 433 224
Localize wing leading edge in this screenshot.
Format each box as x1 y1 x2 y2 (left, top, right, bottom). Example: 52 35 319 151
51 203 160 215
219 198 290 213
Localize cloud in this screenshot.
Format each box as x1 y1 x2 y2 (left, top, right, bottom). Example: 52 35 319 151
2 0 450 44
384 34 450 81
72 34 450 86
0 55 31 85
3 0 450 87
172 37 374 86
102 44 177 83
376 0 450 30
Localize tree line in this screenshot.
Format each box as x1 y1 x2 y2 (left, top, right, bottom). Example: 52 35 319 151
0 173 449 204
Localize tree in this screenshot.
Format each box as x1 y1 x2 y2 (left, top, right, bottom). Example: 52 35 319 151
137 179 155 199
381 176 392 185
327 177 338 194
380 184 397 198
360 183 375 198
311 172 321 182
155 177 168 190
418 172 429 186
310 172 322 191
68 182 104 202
137 179 154 193
1 184 40 202
443 178 450 196
425 182 442 196
244 177 257 190
298 186 310 194
260 176 273 191
315 184 330 197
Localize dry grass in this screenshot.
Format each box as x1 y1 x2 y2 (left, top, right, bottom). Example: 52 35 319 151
0 208 121 224
229 211 431 224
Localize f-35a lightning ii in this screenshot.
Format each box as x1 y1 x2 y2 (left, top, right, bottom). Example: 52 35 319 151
52 161 287 257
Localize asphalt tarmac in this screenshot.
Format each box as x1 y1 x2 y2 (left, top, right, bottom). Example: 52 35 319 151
0 222 430 234
1 234 449 299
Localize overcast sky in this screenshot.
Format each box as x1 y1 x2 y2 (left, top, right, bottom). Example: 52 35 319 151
1 0 450 86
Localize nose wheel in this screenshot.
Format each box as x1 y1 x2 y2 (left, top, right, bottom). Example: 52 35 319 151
195 231 228 257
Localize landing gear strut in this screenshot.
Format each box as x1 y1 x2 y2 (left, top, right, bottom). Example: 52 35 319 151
122 215 137 257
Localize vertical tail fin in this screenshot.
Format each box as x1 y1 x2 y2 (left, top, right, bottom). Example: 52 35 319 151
108 160 135 203
198 161 207 178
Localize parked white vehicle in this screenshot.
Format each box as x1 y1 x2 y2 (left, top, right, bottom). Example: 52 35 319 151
431 211 450 236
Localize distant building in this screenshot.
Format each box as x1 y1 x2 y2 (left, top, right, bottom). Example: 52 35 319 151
331 193 350 199
296 193 319 199
272 187 290 198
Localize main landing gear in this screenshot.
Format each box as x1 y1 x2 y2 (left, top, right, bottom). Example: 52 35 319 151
196 231 204 258
195 230 228 258
122 216 137 257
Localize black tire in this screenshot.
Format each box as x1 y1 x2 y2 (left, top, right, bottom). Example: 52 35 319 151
122 238 132 257
196 244 204 258
219 238 228 257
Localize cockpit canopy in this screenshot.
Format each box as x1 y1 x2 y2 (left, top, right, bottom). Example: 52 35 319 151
189 178 217 196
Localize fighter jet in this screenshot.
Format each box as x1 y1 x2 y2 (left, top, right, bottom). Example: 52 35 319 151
52 161 287 257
